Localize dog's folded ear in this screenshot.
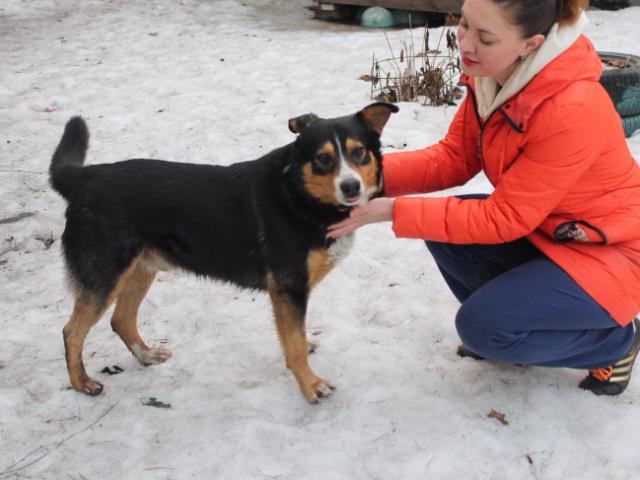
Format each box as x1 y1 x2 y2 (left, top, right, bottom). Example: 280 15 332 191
288 113 320 134
357 102 399 136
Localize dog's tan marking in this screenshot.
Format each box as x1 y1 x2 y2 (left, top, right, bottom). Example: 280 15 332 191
63 298 108 395
318 140 335 158
64 251 173 395
344 138 378 195
356 152 379 194
345 138 365 159
303 162 339 206
307 249 335 291
266 274 334 403
110 255 171 366
63 257 143 395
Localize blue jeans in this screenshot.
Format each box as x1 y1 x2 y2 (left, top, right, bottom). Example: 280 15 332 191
426 195 635 370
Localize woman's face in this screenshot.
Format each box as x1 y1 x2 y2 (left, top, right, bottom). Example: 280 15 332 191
457 0 544 85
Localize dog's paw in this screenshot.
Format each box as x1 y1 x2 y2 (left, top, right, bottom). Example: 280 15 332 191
133 345 173 366
74 377 104 396
303 378 335 404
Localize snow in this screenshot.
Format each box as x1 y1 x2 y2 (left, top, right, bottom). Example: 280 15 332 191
2 1 640 479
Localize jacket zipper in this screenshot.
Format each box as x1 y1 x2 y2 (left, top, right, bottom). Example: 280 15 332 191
466 87 499 169
465 85 522 169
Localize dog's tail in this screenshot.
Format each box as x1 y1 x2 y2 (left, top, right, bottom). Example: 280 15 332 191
49 116 89 199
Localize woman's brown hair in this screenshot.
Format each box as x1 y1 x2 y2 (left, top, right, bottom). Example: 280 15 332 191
489 0 589 37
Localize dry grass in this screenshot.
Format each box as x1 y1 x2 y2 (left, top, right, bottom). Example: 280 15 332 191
365 24 463 106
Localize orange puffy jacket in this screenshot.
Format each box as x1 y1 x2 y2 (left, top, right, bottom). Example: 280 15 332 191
383 35 640 326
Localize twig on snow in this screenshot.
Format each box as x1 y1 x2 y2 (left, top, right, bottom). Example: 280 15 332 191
0 402 119 478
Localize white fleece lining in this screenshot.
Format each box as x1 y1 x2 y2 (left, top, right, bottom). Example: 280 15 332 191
475 11 589 120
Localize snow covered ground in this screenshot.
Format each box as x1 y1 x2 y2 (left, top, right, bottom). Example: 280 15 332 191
2 1 640 479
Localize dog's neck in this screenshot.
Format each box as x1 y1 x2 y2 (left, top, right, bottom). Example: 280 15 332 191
277 156 351 230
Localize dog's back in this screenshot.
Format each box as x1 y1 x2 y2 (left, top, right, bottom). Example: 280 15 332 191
50 120 291 298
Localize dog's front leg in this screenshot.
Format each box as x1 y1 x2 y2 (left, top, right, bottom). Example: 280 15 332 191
267 277 334 404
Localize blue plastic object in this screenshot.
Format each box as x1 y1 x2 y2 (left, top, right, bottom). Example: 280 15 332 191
361 7 394 28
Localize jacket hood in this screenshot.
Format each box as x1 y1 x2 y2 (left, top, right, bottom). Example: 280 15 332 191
462 11 602 129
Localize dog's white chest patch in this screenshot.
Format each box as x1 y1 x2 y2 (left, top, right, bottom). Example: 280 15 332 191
328 233 354 263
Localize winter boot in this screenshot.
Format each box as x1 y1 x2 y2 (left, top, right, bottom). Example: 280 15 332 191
579 318 640 396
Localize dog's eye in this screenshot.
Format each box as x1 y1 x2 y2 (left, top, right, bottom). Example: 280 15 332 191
315 153 334 167
351 146 365 160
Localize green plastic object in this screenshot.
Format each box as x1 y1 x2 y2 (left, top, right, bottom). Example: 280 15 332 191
361 7 394 28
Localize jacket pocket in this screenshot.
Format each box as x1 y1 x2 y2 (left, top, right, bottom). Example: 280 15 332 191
538 217 608 245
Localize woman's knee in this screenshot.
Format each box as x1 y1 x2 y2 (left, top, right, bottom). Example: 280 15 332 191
455 301 488 354
455 297 516 358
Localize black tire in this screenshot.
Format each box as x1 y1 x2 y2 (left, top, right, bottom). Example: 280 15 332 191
623 114 640 138
599 52 640 118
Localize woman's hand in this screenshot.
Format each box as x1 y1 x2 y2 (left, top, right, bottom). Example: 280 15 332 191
327 197 395 238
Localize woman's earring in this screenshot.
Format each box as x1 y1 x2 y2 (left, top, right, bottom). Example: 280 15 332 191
519 54 529 62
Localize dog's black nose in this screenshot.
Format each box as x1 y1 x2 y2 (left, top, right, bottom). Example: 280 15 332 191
340 179 361 198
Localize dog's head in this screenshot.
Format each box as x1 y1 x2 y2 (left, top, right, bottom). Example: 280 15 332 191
288 102 398 208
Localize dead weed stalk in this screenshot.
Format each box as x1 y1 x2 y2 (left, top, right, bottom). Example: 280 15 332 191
366 23 462 106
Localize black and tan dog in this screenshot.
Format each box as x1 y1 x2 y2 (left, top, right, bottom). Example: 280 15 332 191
49 103 397 403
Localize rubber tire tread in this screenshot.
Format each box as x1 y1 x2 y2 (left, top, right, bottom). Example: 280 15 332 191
599 52 640 118
623 114 640 138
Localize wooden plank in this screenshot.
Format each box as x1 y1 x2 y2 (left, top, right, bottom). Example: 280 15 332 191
321 1 461 14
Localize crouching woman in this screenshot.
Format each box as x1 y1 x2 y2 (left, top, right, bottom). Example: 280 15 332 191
329 0 640 395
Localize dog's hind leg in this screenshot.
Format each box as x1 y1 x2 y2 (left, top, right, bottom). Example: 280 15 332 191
64 257 146 395
110 260 171 366
267 274 334 404
63 294 115 395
